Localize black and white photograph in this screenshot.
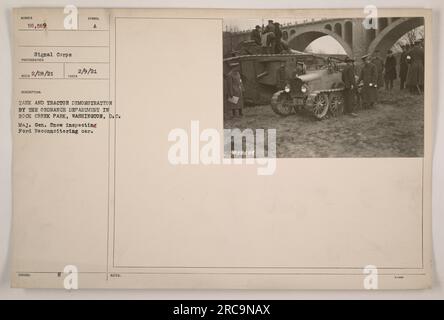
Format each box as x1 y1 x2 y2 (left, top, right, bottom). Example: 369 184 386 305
1 2 441 299
223 17 425 158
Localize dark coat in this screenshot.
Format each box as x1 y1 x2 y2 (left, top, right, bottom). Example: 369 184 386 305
250 29 262 45
342 64 357 113
359 62 377 86
372 57 384 87
384 55 397 80
359 62 378 104
406 46 424 87
264 23 276 34
342 64 356 89
341 64 356 89
399 51 409 79
226 70 244 110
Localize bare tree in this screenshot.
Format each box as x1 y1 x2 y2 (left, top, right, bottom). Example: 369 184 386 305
392 26 424 52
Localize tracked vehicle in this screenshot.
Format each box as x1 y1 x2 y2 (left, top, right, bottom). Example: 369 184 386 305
223 41 348 120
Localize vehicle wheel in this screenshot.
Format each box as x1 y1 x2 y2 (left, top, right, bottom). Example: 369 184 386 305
329 94 344 117
312 93 329 120
271 91 293 116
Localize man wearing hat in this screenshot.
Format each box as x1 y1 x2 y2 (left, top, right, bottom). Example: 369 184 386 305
273 22 283 54
264 20 276 34
406 39 425 94
226 62 244 117
399 44 409 90
263 20 276 54
359 54 378 108
250 25 262 46
341 56 357 116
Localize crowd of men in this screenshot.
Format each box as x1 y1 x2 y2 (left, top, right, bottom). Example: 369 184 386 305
341 39 424 117
250 20 289 54
226 26 424 119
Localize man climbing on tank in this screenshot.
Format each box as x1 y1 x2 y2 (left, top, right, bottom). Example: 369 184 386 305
273 22 283 54
262 20 276 54
250 25 262 46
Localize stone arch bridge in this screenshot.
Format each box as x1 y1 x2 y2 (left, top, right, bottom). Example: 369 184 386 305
224 17 424 58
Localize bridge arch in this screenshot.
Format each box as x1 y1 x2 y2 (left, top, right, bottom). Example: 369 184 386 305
287 29 353 57
368 17 424 55
334 23 342 37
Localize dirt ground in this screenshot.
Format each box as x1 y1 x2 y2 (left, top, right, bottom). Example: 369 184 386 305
224 81 424 158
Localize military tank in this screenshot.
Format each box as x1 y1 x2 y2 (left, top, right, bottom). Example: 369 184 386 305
223 41 348 120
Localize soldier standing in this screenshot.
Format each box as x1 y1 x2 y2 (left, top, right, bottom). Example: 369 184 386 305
341 57 357 116
263 20 276 54
273 22 283 54
372 50 384 102
359 54 378 108
399 44 409 90
264 20 276 34
406 40 424 94
226 62 244 117
384 50 397 91
372 50 384 87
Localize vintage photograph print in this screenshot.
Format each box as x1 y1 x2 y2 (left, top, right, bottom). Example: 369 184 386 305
223 17 425 158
